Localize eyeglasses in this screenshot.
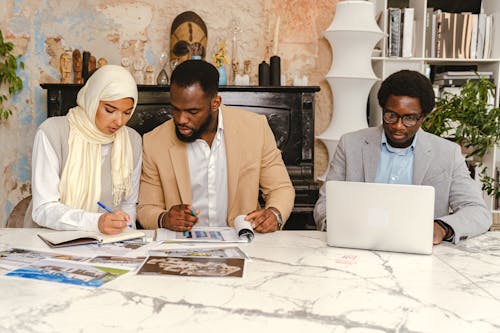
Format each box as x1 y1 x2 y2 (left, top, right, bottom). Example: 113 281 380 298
382 110 423 127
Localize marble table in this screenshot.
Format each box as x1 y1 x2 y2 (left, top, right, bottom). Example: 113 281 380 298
0 228 499 333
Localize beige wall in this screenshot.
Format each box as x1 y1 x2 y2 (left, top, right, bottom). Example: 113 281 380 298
0 0 337 225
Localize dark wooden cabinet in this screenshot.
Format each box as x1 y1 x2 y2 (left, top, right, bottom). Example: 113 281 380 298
41 84 320 229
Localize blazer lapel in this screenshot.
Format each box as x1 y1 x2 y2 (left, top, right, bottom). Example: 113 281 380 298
362 127 383 182
413 129 432 185
169 143 192 203
222 107 241 213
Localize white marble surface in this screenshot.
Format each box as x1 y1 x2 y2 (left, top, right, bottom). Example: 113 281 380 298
1 228 500 333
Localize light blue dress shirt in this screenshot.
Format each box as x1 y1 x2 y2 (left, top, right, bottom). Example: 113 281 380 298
374 131 417 185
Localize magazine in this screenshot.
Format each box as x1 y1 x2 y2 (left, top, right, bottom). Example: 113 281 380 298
137 256 244 278
87 256 146 270
0 248 89 270
6 259 129 287
148 246 248 259
155 215 254 243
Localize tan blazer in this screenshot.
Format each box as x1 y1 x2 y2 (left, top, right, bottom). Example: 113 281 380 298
137 105 295 229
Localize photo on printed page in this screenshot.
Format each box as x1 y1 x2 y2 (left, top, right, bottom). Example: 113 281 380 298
0 248 89 271
148 246 247 259
137 256 244 277
6 259 129 287
88 256 146 270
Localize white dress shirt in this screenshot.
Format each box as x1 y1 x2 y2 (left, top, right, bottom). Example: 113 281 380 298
31 130 142 232
186 109 228 227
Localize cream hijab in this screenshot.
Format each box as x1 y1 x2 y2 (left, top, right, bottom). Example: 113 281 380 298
58 65 138 212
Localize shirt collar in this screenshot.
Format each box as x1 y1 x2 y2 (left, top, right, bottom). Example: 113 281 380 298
216 107 224 132
381 129 417 154
185 108 224 146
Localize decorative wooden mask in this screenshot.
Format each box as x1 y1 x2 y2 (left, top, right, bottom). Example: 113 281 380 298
170 11 208 64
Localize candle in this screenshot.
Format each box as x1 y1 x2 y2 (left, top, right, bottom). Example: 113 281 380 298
272 16 280 55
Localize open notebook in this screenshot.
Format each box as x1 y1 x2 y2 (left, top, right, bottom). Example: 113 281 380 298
38 228 146 248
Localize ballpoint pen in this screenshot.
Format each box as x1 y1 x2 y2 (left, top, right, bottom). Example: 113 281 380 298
97 201 132 228
190 208 198 217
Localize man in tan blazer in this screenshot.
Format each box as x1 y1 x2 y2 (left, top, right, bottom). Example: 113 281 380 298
137 60 294 232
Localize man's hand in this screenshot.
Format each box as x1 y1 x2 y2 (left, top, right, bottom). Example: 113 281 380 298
245 208 278 233
98 210 129 235
162 204 199 231
433 221 447 245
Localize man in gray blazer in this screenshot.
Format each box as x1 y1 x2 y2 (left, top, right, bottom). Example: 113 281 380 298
314 70 491 244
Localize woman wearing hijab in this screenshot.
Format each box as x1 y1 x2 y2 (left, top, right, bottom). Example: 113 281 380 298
28 65 142 235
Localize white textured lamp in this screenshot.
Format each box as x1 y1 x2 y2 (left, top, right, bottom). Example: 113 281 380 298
317 0 383 180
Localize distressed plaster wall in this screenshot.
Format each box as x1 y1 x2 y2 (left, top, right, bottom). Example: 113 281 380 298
0 0 337 226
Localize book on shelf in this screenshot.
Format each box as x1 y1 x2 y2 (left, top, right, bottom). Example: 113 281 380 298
430 9 437 57
402 7 414 58
425 8 433 58
476 13 487 59
434 9 443 58
458 13 472 59
38 228 146 248
483 15 493 59
470 14 478 59
441 12 452 58
388 8 402 57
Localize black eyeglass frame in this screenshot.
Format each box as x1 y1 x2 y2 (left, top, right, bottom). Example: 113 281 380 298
382 110 424 127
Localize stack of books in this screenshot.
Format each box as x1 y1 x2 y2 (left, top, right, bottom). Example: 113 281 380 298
425 9 494 59
434 71 494 87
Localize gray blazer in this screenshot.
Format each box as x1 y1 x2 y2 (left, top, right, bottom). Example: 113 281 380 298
314 126 491 244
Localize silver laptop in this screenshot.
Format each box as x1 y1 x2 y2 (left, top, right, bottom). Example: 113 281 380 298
326 181 435 255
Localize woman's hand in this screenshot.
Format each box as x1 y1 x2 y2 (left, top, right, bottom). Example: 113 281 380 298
98 210 130 234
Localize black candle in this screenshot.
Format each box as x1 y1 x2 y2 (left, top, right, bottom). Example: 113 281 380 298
82 51 91 82
258 61 270 86
270 55 281 86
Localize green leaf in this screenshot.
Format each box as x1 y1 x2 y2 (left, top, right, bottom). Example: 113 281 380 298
0 28 25 122
424 73 500 198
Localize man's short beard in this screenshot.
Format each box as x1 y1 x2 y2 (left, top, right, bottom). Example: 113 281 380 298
175 111 213 142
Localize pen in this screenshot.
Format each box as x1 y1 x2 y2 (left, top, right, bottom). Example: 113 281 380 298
97 201 132 228
190 208 198 217
97 201 114 214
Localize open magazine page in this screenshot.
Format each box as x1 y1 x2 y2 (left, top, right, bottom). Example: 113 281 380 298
87 256 146 271
149 246 248 259
137 256 244 277
156 227 245 242
156 215 254 243
6 259 129 287
57 239 159 258
0 248 90 271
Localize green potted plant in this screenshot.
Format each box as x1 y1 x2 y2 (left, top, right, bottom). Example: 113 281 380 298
422 76 500 198
0 29 24 120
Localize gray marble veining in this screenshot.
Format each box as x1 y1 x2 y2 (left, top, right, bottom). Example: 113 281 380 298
1 229 500 333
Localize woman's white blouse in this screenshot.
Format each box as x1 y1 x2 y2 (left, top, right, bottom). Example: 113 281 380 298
31 129 142 232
